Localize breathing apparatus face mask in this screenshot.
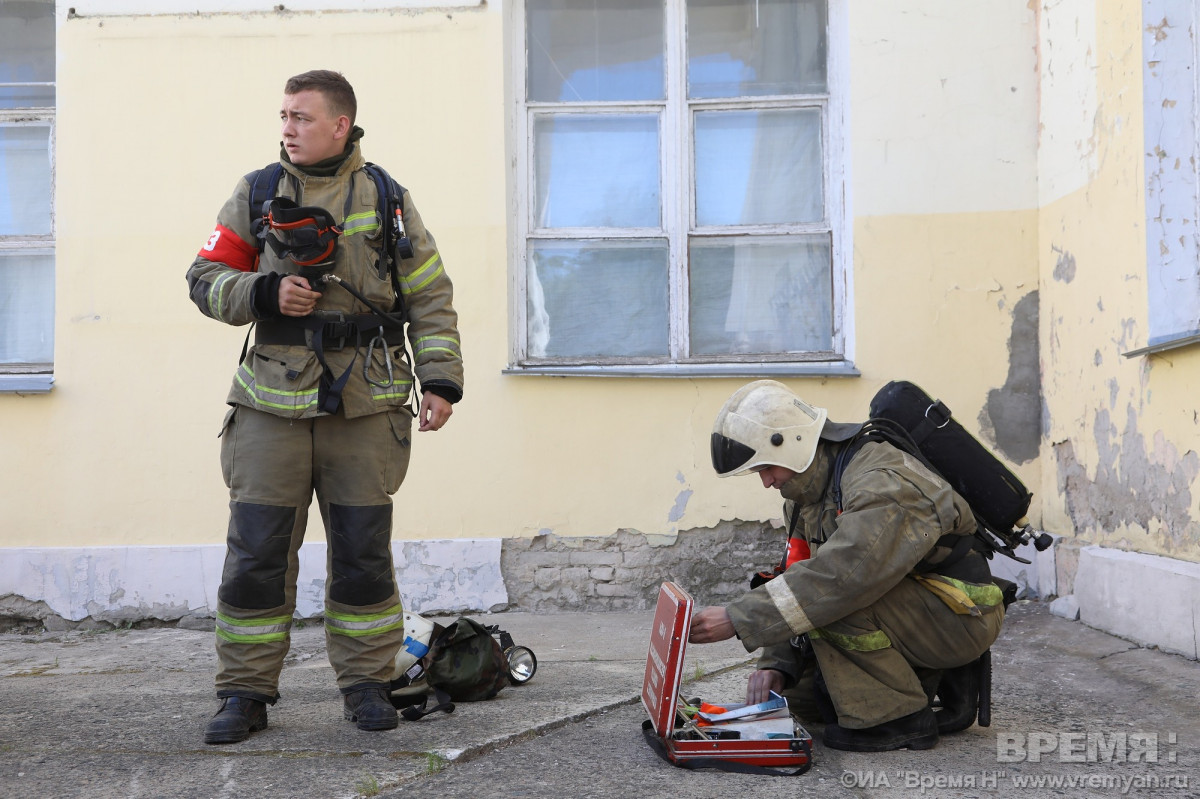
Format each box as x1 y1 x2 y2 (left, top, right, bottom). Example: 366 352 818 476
258 197 342 270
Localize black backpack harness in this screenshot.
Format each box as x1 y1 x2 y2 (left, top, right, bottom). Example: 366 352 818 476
242 162 417 414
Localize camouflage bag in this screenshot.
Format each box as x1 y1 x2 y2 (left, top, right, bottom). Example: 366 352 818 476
390 617 509 720
426 617 510 701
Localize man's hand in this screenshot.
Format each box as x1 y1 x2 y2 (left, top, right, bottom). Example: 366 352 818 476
688 606 736 643
278 274 321 317
746 668 786 705
418 393 452 432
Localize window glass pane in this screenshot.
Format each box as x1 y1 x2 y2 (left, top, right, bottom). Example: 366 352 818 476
527 0 664 102
689 235 831 355
535 114 660 229
0 0 55 109
0 125 52 236
528 239 668 357
0 251 54 364
687 0 826 99
695 108 822 226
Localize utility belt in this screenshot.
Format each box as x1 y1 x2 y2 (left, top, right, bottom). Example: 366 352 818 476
253 311 410 415
256 312 406 352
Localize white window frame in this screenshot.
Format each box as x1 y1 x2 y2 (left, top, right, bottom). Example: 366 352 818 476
506 0 853 377
0 18 56 393
1130 0 1200 357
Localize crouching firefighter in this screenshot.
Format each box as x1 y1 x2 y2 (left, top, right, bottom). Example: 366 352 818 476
185 70 464 744
688 380 1004 752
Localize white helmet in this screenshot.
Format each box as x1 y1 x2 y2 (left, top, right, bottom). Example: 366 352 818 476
711 380 844 477
393 611 438 680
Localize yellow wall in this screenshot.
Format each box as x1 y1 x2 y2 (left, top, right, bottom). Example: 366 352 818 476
2 2 1055 554
1038 0 1200 562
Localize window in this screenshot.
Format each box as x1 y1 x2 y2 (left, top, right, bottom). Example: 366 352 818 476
0 0 55 391
511 0 850 375
1133 0 1200 356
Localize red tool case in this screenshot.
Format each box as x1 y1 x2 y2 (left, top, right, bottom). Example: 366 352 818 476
641 581 813 773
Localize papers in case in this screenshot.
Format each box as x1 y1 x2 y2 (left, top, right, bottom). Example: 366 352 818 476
641 581 813 769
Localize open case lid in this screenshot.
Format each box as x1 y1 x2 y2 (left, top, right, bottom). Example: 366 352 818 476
641 581 693 737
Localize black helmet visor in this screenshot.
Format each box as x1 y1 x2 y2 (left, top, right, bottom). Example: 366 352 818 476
711 432 756 476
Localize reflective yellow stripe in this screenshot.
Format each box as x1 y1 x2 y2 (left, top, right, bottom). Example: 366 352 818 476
342 211 379 237
369 381 413 402
215 612 291 644
210 272 237 321
809 627 892 652
415 346 459 358
413 334 459 347
235 364 320 412
938 575 1004 607
402 254 443 294
324 605 405 638
216 627 289 644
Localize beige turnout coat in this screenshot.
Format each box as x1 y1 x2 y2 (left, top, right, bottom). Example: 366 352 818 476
186 141 463 419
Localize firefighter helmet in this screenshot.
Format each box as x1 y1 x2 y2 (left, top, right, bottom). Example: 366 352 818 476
711 380 829 477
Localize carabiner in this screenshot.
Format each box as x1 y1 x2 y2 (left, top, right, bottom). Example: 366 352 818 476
364 327 395 388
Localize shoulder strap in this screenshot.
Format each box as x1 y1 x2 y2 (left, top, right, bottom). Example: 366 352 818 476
363 162 411 319
831 420 989 572
244 162 284 253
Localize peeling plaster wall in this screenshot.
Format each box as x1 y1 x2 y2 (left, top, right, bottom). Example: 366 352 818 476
1038 0 1200 565
979 290 1042 465
0 2 1066 620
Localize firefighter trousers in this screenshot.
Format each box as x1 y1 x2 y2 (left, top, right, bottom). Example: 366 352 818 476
808 576 1004 729
213 404 413 701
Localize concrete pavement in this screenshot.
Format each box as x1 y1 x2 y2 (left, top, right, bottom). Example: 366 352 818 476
0 600 1197 798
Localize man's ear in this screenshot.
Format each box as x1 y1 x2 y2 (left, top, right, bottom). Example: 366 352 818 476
333 115 351 140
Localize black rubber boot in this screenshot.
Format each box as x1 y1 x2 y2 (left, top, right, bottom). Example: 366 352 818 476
204 696 268 745
343 683 399 731
933 659 981 734
823 706 939 752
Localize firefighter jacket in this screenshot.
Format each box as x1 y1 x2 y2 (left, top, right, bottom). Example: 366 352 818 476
186 140 463 419
727 439 997 660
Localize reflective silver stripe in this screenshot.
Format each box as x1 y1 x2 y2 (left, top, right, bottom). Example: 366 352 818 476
215 613 292 643
342 211 379 237
235 363 320 413
401 253 444 294
766 576 813 635
324 606 405 638
413 334 461 360
210 271 239 321
369 378 412 403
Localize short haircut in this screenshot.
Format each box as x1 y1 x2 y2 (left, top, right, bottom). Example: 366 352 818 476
284 70 357 125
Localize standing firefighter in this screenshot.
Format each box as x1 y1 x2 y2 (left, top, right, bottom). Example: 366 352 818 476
186 70 463 744
690 380 1004 752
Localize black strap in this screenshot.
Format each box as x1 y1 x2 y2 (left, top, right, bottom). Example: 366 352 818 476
363 163 411 321
913 529 985 574
393 687 455 721
246 163 285 248
255 314 404 348
640 720 811 776
907 399 951 447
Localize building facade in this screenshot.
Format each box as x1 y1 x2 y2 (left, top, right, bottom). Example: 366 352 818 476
0 0 1196 657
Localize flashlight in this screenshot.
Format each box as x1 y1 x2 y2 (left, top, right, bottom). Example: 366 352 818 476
492 628 538 685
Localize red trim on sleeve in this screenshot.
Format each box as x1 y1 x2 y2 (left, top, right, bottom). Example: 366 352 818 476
198 224 259 272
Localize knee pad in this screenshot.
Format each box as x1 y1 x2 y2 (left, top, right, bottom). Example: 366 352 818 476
218 502 297 609
328 503 396 606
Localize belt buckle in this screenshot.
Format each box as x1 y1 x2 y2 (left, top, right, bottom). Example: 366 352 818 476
322 314 351 351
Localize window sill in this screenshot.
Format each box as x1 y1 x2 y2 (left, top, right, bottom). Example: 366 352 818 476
1123 331 1200 358
0 373 54 393
503 361 859 378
